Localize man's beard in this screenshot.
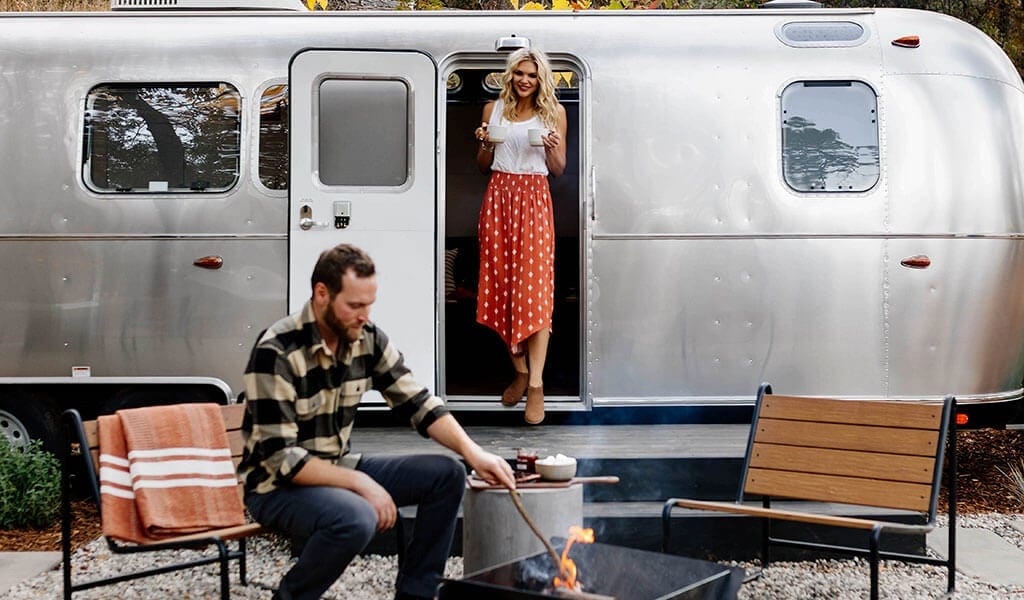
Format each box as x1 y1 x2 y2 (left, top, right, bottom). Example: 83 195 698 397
323 306 361 343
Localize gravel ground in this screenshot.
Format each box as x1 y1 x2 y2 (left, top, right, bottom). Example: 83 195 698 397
8 514 1024 599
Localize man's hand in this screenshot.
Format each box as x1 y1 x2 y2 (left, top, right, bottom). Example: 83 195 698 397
465 449 517 491
426 413 516 489
351 470 398 532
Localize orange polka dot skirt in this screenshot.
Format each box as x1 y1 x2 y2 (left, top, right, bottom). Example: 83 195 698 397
476 171 555 356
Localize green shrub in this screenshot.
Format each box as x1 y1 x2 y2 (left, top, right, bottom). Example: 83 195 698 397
0 435 61 529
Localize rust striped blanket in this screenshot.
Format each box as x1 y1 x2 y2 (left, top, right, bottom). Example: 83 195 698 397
98 403 245 544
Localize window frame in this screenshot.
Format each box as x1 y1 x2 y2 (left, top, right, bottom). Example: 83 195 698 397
780 79 880 195
313 74 413 191
81 81 243 195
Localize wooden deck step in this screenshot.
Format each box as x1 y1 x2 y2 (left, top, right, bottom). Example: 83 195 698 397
353 423 925 559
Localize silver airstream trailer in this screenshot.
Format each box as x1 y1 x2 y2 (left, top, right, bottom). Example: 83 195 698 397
2 0 1023 450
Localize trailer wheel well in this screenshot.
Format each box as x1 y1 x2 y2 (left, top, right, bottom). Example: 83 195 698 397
0 390 60 455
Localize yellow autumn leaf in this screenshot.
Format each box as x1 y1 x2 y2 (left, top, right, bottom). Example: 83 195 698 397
552 0 571 10
306 0 327 9
508 0 519 8
520 1 547 9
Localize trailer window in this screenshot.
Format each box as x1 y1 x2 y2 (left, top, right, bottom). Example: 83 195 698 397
83 83 241 193
318 79 408 187
259 83 288 190
781 81 879 192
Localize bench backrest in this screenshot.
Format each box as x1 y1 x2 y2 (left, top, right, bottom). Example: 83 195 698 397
77 403 248 497
741 388 953 516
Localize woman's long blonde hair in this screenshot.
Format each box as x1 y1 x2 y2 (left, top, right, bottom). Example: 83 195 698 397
498 48 559 129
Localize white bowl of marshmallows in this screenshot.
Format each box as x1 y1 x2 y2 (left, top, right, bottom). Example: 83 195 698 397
534 453 577 481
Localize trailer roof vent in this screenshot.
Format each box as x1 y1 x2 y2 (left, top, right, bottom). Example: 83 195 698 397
111 0 306 10
776 21 867 47
760 0 822 8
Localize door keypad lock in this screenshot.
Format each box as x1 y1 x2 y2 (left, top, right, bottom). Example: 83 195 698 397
299 200 346 229
334 201 351 229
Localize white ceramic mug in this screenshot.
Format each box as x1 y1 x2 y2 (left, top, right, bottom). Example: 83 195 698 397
487 125 508 143
528 128 547 146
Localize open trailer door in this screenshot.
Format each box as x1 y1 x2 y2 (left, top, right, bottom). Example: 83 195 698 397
289 50 437 400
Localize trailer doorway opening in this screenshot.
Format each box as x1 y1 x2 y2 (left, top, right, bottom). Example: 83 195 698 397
442 62 581 404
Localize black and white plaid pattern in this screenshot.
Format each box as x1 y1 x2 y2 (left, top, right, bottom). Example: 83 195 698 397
238 300 448 495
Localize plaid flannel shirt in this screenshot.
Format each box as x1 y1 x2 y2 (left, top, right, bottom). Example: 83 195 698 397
238 300 449 495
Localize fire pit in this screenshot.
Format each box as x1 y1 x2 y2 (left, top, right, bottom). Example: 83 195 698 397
439 541 743 600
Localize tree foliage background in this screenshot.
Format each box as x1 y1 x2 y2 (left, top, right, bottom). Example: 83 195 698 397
4 0 1024 77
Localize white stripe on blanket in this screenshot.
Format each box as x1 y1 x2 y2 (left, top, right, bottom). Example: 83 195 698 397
100 453 130 468
127 447 233 460
100 485 136 500
99 465 133 487
128 459 237 478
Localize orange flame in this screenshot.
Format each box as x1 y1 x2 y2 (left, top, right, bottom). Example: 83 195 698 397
553 525 595 591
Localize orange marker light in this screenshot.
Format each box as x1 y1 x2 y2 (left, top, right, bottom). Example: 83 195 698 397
956 413 969 426
892 36 921 48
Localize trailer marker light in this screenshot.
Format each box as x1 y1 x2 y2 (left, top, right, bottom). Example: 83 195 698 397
956 413 969 426
892 36 920 48
900 255 931 269
193 255 224 270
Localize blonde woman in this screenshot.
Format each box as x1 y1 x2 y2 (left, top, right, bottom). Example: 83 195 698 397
473 48 568 425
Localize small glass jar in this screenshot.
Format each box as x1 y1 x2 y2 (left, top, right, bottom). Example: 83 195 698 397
515 448 538 474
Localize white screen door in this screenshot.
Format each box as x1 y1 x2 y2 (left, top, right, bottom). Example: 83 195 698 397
289 50 437 400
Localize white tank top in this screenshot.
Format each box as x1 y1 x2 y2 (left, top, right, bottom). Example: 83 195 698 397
488 99 549 175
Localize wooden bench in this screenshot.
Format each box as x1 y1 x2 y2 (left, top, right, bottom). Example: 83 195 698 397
60 403 265 600
662 383 957 600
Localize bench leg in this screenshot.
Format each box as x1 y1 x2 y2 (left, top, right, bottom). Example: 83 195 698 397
239 537 249 585
214 540 230 600
61 418 78 600
869 526 881 600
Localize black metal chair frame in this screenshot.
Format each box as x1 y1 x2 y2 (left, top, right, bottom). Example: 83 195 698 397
662 384 958 600
60 408 257 600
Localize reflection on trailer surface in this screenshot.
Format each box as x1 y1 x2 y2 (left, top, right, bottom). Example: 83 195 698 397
0 5 1023 457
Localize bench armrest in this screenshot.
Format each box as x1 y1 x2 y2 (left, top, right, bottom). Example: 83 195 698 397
664 498 933 535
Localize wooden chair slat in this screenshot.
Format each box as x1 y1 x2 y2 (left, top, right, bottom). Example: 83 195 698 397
80 404 245 453
744 467 934 512
754 418 940 456
750 442 936 484
221 403 247 429
760 395 944 429
83 421 99 449
227 430 245 459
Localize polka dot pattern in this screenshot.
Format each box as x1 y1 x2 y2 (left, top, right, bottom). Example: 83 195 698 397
476 171 555 355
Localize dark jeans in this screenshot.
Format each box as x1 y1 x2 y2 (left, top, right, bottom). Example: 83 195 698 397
246 454 466 600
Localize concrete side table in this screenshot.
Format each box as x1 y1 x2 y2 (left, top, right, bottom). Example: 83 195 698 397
462 484 584 575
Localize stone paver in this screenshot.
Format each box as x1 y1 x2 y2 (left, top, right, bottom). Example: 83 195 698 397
927 527 1024 587
0 552 59 596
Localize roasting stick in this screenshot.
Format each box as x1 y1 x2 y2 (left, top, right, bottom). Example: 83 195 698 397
506 489 617 600
507 488 568 579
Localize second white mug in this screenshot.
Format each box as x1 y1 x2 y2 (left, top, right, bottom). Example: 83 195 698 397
528 128 548 146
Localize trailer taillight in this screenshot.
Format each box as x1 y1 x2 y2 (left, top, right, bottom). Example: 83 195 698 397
956 413 969 426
